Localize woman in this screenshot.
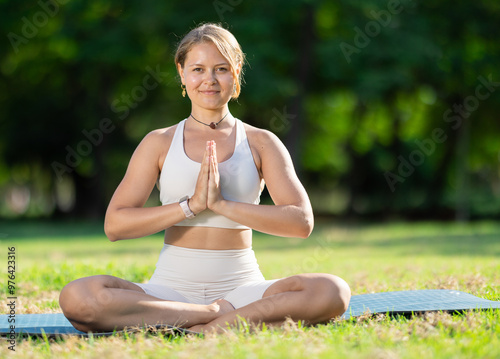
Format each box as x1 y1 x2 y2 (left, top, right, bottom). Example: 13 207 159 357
59 23 350 334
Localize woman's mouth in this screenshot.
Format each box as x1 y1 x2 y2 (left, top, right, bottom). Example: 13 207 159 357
199 90 219 95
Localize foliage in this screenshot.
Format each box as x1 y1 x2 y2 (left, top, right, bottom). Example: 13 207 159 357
0 0 499 219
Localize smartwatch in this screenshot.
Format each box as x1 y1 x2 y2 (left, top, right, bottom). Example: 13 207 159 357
179 196 195 219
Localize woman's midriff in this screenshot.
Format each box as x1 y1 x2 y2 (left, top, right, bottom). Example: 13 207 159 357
164 226 252 250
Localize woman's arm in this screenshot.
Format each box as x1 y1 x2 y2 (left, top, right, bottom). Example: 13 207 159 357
208 129 314 238
104 129 198 241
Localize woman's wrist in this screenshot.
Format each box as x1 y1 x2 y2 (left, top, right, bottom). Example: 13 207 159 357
209 199 229 215
188 197 205 215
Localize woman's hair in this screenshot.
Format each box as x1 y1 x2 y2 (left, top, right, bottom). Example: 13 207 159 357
175 23 245 99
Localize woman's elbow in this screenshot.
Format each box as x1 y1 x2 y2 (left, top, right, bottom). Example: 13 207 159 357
104 227 118 242
297 214 314 239
104 218 120 242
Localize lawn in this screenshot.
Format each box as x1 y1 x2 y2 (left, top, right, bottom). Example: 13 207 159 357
1 219 499 358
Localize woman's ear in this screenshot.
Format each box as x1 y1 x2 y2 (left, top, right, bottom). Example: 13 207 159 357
177 63 185 84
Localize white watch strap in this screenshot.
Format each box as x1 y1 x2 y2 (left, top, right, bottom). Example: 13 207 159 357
179 196 195 219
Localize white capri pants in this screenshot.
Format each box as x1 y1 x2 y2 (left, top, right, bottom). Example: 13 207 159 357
135 244 279 309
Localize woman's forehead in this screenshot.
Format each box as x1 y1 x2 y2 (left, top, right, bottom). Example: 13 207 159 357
185 42 228 66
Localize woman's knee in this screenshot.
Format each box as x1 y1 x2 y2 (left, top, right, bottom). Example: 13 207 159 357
59 275 114 330
328 274 351 315
305 273 351 319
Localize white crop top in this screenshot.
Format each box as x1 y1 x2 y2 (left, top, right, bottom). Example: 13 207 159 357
158 118 263 229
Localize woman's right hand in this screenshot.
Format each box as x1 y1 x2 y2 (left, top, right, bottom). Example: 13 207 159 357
188 141 211 215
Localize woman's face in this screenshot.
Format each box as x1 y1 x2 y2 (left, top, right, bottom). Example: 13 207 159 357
178 41 239 112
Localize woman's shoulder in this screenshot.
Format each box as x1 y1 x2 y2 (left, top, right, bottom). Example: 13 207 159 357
243 122 282 149
131 124 179 163
134 124 180 170
146 124 178 140
244 123 285 154
139 124 178 148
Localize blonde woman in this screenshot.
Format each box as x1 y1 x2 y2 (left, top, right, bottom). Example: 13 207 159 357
59 23 350 333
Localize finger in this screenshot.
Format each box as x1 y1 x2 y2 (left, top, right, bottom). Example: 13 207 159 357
207 140 213 159
208 155 218 190
201 142 211 174
195 142 210 192
210 159 221 197
209 153 215 175
211 152 219 179
206 142 214 172
207 151 223 210
212 141 218 163
202 141 210 165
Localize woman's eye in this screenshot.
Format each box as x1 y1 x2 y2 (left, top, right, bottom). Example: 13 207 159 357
217 67 228 72
193 68 203 72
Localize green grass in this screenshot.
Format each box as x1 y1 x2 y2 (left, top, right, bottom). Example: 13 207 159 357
1 219 499 358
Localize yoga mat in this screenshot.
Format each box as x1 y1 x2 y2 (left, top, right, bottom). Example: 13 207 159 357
341 289 500 319
0 313 194 338
1 290 499 338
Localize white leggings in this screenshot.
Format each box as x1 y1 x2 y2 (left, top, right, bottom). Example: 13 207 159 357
135 244 279 309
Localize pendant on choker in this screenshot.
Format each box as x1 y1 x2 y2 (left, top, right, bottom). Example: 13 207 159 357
190 113 228 129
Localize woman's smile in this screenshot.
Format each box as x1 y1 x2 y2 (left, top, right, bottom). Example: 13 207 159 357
199 90 220 95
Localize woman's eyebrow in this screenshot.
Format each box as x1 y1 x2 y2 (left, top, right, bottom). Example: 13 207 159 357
187 62 230 67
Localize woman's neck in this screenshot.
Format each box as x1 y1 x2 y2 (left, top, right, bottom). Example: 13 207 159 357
189 107 232 129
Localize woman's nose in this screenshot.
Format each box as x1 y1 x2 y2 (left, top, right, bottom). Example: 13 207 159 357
203 69 217 84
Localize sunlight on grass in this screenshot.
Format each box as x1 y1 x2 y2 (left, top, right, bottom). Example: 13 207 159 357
0 219 499 358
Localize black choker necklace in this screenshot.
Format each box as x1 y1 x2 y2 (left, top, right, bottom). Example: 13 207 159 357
190 113 228 129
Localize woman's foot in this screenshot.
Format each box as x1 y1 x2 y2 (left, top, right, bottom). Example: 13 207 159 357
190 299 235 333
213 299 235 315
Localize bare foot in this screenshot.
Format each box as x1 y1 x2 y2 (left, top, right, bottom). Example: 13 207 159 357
214 299 235 316
189 299 235 333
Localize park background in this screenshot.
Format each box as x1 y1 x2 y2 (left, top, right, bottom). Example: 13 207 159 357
1 2 500 357
1 0 500 223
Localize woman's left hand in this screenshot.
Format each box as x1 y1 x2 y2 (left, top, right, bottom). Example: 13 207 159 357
207 141 225 212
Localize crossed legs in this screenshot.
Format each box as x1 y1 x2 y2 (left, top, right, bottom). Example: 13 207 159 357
59 275 233 332
59 273 350 333
189 273 351 333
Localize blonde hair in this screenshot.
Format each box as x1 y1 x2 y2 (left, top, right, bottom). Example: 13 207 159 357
175 23 245 99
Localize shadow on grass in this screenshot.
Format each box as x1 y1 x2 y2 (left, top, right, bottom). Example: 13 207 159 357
0 219 105 239
326 233 500 257
3 219 500 258
0 219 164 260
253 222 500 257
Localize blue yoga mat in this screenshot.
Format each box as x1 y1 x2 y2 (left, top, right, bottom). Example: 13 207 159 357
0 313 192 338
1 290 499 337
341 289 500 319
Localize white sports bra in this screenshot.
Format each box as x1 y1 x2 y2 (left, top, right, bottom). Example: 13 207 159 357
158 118 263 229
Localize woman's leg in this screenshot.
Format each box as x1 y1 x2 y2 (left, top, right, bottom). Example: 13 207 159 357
59 275 232 332
189 273 350 333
